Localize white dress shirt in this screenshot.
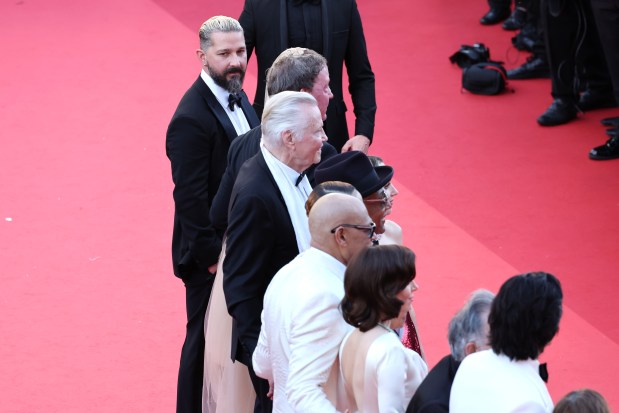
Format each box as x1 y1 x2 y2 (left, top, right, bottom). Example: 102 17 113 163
200 70 251 136
450 349 554 413
253 247 352 413
260 144 312 252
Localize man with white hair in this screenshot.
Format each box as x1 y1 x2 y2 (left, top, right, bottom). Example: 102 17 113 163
223 90 327 412
165 15 259 413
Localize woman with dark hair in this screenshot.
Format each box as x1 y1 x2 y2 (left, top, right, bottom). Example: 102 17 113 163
315 151 425 359
339 245 428 413
367 155 424 359
450 272 563 413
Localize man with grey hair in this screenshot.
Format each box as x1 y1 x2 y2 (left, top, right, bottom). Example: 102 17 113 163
166 15 259 413
406 289 495 413
210 47 336 236
223 90 327 412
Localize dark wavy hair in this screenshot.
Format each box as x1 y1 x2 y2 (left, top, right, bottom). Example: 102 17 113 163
489 272 563 360
340 245 416 332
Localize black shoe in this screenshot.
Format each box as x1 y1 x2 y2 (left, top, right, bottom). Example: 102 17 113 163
537 99 578 126
589 136 619 160
502 8 527 30
480 8 511 25
578 90 618 112
507 56 550 80
606 127 619 138
601 116 619 127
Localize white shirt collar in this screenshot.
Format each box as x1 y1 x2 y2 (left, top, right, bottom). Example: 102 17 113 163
304 247 347 280
200 69 251 135
261 143 303 185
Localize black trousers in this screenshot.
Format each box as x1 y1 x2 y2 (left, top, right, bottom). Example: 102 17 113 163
245 356 273 413
541 0 612 100
176 271 215 413
489 0 512 9
590 0 619 102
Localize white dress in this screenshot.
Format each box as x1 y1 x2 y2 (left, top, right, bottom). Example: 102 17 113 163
202 245 255 413
339 327 428 413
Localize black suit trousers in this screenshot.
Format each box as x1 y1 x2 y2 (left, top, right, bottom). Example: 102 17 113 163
590 0 619 102
176 270 215 413
542 0 611 100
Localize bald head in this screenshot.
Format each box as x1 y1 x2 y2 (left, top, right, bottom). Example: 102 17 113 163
309 193 373 264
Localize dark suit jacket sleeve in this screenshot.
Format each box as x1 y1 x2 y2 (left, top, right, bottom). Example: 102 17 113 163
167 114 221 270
209 147 236 237
223 185 276 354
345 0 376 141
239 0 256 59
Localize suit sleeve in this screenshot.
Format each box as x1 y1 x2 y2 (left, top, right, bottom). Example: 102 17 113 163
286 284 345 412
345 0 376 141
209 147 237 236
166 115 222 270
223 189 275 355
239 0 256 59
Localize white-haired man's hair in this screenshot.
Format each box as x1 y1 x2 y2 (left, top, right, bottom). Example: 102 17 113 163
448 289 495 361
199 16 243 51
261 91 318 151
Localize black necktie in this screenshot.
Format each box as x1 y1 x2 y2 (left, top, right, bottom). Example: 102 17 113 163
295 172 306 186
228 93 242 111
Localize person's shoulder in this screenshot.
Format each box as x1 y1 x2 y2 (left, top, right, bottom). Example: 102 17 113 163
230 127 261 157
171 79 215 120
235 153 268 186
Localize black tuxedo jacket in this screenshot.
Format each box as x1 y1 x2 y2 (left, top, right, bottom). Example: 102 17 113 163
239 0 376 151
209 126 337 237
406 354 461 413
166 76 259 278
222 151 300 364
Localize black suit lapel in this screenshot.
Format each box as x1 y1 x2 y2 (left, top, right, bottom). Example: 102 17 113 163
322 0 331 62
239 90 260 127
256 151 287 206
195 77 239 141
279 0 289 50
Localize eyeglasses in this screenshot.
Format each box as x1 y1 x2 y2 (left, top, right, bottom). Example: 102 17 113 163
330 222 376 239
364 191 393 208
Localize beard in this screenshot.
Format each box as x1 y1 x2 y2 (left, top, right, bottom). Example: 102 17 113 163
207 63 245 94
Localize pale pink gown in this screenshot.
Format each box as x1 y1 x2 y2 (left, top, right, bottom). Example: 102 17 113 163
202 244 255 412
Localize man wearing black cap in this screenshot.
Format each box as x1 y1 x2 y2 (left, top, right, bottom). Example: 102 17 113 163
314 151 394 238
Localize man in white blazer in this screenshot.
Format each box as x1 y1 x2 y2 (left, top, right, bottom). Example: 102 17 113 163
253 191 374 413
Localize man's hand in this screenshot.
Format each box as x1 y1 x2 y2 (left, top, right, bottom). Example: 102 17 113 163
341 134 370 153
267 380 274 400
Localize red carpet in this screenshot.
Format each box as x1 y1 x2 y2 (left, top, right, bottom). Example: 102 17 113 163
1 0 618 410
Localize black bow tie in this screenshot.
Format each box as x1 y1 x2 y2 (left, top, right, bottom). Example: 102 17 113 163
228 93 242 111
295 172 306 186
539 363 549 383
